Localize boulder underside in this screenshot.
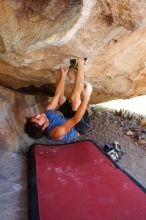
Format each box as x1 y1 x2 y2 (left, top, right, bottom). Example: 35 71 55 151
0 0 146 103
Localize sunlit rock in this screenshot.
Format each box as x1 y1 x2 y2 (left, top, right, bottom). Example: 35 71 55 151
0 0 146 104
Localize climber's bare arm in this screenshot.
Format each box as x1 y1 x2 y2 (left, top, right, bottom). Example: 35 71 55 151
50 82 93 140
46 67 69 110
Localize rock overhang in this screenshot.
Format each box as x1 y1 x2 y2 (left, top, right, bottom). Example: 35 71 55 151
0 0 146 104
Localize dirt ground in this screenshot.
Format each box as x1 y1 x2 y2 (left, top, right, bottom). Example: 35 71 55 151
83 108 146 189
0 107 146 220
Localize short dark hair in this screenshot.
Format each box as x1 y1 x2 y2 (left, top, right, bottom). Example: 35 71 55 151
24 117 44 139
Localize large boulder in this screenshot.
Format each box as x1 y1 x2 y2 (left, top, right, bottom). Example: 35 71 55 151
0 0 146 150
0 0 146 103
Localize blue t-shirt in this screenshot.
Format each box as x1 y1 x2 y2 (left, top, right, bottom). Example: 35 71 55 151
44 110 79 142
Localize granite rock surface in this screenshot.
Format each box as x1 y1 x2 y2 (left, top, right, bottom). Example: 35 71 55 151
0 0 146 103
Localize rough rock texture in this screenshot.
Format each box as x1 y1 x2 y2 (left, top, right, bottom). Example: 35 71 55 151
0 0 146 103
0 85 49 150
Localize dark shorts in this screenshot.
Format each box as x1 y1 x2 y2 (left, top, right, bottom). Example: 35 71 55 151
58 100 90 135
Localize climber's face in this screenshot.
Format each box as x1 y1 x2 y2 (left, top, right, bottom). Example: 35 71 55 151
31 113 49 130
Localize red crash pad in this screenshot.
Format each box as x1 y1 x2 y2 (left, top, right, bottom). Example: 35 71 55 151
28 140 146 220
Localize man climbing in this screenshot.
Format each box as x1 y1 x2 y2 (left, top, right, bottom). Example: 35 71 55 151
24 58 92 142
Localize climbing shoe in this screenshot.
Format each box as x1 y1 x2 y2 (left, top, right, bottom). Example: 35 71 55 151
103 142 123 162
69 58 87 70
113 141 123 159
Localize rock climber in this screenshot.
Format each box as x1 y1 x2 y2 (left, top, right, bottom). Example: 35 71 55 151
24 58 92 142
